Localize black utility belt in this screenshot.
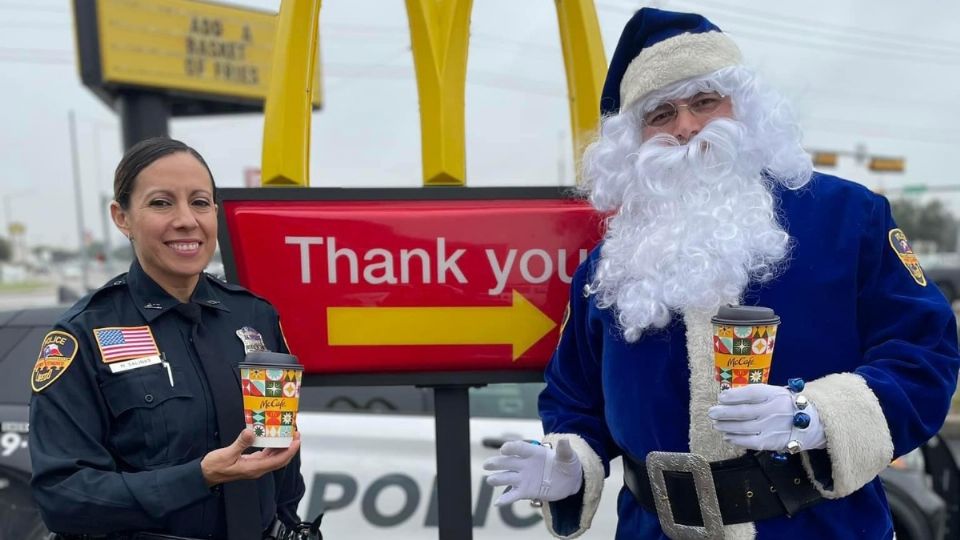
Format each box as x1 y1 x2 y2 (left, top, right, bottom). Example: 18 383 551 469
623 450 825 538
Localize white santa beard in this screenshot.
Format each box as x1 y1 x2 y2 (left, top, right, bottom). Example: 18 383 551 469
590 119 790 342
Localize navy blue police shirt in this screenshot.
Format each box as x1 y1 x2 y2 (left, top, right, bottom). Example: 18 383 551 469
28 260 305 537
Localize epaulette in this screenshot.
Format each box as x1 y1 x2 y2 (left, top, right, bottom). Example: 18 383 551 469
203 272 273 304
203 272 245 291
59 273 130 321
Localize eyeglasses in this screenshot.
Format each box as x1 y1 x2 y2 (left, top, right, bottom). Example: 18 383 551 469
642 92 727 127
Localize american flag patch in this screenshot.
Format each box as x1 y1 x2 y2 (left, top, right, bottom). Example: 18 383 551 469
93 326 159 363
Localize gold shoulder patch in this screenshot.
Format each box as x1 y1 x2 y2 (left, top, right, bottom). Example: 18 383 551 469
32 330 79 392
888 228 927 286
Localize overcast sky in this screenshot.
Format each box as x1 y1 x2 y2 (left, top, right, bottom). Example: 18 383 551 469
1 0 957 249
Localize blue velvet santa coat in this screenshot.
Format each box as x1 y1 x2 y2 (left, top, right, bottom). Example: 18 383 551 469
539 173 960 539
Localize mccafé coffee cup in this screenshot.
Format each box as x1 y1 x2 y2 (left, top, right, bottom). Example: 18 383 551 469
239 351 303 448
711 305 780 390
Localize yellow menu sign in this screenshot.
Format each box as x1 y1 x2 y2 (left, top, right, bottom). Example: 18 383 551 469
77 0 320 107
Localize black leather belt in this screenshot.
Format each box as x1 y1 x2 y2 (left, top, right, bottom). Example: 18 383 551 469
623 450 825 536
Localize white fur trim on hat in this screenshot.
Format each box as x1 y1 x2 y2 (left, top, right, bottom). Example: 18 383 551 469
620 31 741 112
799 372 894 498
541 433 604 539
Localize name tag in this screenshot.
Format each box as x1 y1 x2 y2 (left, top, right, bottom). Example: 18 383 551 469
108 355 162 374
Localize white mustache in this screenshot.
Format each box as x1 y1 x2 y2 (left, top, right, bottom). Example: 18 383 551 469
633 119 748 188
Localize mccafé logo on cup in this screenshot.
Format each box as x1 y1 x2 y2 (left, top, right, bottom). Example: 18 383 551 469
711 305 780 390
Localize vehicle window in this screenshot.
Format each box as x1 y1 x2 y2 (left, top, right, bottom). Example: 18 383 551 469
469 382 545 420
296 381 547 420
299 385 433 415
0 327 50 406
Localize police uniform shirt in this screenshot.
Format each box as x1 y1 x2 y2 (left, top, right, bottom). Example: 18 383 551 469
28 260 305 538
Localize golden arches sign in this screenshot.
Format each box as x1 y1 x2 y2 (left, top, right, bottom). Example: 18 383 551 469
261 0 606 187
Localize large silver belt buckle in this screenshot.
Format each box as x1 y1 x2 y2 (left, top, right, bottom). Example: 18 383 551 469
645 451 724 540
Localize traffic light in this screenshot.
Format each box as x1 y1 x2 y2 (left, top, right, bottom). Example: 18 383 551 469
812 152 837 167
869 157 905 173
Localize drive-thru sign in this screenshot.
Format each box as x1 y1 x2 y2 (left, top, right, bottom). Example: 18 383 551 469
219 187 604 375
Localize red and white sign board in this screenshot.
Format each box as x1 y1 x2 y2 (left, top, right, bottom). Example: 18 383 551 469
220 188 603 374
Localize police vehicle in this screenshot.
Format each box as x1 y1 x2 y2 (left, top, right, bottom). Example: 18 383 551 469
0 305 954 539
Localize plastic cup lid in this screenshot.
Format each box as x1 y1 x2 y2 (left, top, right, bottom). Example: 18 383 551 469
239 351 301 368
710 304 780 326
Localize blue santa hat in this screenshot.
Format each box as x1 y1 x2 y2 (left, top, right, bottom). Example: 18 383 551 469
600 8 741 116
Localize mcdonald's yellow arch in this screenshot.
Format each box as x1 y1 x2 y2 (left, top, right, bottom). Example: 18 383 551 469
261 0 606 187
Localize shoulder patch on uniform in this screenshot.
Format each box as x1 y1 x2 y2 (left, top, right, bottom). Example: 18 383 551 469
32 331 78 392
888 228 927 286
93 326 160 363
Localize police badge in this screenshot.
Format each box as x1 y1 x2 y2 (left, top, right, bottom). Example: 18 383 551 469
236 326 268 353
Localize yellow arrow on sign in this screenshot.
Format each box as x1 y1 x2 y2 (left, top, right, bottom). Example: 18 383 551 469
327 290 557 360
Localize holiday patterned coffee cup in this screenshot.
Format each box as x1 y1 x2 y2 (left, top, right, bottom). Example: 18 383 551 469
711 305 780 390
240 363 303 448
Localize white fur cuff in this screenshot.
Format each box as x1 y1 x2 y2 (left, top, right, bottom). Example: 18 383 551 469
801 373 894 498
542 433 605 539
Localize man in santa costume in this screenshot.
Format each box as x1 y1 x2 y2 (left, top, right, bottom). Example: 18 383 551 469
483 7 959 539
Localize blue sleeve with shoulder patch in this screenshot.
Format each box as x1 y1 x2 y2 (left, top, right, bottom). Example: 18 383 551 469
855 196 960 457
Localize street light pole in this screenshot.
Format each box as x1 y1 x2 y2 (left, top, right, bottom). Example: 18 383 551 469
2 195 10 234
69 110 90 291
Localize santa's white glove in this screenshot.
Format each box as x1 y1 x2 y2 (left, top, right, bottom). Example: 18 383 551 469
483 438 583 506
708 383 826 453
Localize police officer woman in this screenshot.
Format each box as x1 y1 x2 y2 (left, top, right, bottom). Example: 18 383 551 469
29 137 305 540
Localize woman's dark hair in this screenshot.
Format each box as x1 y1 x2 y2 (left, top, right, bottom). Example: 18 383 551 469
113 137 216 209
